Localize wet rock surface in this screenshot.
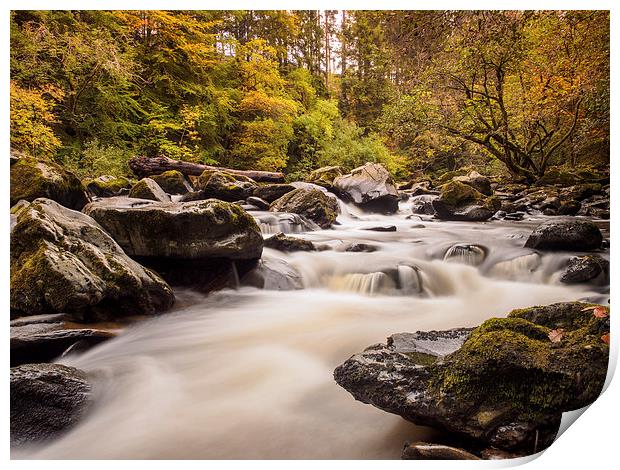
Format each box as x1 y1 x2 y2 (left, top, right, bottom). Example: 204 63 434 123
560 254 609 284
128 177 171 202
264 232 316 252
524 220 603 251
11 363 92 446
402 442 481 460
432 180 498 221
333 163 399 214
270 188 339 229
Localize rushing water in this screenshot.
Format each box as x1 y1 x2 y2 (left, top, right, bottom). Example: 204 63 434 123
15 198 609 459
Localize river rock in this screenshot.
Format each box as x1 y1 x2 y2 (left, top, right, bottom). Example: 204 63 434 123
84 197 263 260
334 302 609 452
410 194 438 215
240 258 304 290
11 363 91 445
128 177 171 202
577 195 610 219
85 175 132 198
524 220 603 251
195 170 257 202
11 198 174 321
246 196 270 210
432 181 499 221
402 442 480 460
270 188 338 229
454 171 492 196
333 163 399 214
560 255 609 285
306 166 344 189
150 170 193 194
253 183 296 203
264 232 316 252
10 156 90 210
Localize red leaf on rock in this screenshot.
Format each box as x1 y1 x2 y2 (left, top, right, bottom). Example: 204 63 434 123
601 334 610 345
548 329 564 343
593 306 609 318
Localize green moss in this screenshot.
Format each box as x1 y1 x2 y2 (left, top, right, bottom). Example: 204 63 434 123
85 176 131 196
404 351 438 366
439 180 483 206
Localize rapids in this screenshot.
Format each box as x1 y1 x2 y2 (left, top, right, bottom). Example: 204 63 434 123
15 199 609 459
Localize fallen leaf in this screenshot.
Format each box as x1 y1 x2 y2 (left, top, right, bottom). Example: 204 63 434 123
593 306 609 318
548 328 565 343
601 334 610 345
582 306 598 311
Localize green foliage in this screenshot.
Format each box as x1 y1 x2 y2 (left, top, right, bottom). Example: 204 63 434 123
63 139 133 179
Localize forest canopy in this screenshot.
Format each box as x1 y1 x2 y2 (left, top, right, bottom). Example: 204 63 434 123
10 10 610 182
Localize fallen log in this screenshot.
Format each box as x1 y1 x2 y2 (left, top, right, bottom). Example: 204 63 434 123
128 156 285 183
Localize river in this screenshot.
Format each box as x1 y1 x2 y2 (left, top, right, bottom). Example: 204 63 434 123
15 198 609 459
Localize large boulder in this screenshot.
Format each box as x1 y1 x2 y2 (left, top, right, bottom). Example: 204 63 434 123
128 177 171 202
10 156 90 210
10 198 174 321
84 197 263 260
195 170 257 202
270 188 338 229
334 302 609 453
150 170 193 194
560 255 609 285
524 220 603 251
333 163 399 214
11 363 91 446
306 166 345 190
253 183 296 203
432 180 499 221
85 175 132 198
453 171 492 196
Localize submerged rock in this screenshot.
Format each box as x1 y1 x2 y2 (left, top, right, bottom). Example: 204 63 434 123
443 244 487 266
333 163 399 214
10 198 174 321
524 220 603 251
264 232 316 252
10 156 90 210
560 255 609 285
11 363 91 446
334 302 609 453
85 175 132 198
270 188 339 229
128 177 171 202
432 181 499 221
84 197 263 260
150 170 193 194
240 258 304 290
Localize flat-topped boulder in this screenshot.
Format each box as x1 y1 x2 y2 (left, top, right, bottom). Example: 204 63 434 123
334 302 609 453
524 220 603 251
84 197 263 260
128 177 171 202
333 163 399 214
11 198 174 321
270 188 338 229
10 156 90 210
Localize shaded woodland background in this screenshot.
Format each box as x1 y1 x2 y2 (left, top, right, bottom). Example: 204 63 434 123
10 10 609 183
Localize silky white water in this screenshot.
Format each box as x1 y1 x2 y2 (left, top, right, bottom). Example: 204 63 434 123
15 201 608 459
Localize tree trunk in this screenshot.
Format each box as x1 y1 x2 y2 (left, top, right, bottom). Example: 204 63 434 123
129 156 286 183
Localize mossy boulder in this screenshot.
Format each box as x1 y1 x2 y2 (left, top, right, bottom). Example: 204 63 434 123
10 157 90 210
264 232 316 252
83 197 263 260
195 170 256 202
11 363 92 446
253 183 296 203
10 198 174 321
150 170 193 195
432 180 499 221
334 301 609 453
306 166 345 189
453 171 492 196
85 175 132 198
270 188 339 229
333 163 399 214
128 178 171 202
535 168 580 187
524 220 603 251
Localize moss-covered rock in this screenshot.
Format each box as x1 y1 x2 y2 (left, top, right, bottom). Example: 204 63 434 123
453 171 492 196
10 157 90 210
270 188 339 228
128 178 171 202
10 198 174 321
150 170 193 195
334 301 609 453
333 163 399 214
305 166 345 189
535 168 580 187
194 170 257 202
85 175 132 198
83 197 263 260
432 180 499 221
264 232 316 252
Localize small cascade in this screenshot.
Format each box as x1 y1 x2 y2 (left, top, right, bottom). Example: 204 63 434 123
443 244 487 266
397 265 424 295
254 213 320 234
329 271 396 295
489 253 542 280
